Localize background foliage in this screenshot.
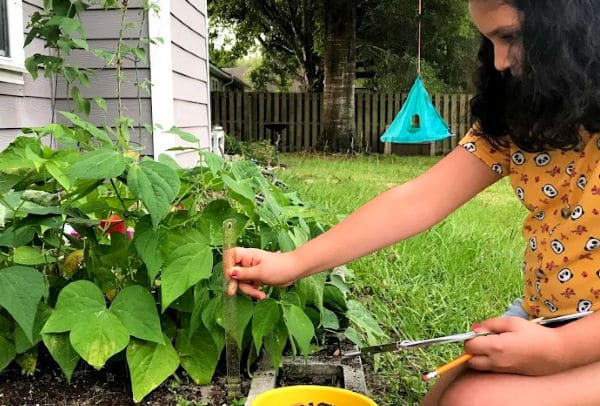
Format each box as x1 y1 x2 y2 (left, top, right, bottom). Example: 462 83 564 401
208 0 480 93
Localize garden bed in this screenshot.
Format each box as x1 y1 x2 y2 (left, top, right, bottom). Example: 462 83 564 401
0 349 250 405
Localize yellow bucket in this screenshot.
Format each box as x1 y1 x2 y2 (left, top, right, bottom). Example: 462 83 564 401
251 385 377 406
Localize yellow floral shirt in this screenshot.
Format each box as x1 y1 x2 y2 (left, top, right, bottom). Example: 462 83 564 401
459 127 600 318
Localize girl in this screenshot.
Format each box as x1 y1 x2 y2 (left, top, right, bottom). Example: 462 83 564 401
229 1 600 404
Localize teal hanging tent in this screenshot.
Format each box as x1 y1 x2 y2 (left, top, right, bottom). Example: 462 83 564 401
380 76 453 143
380 0 453 144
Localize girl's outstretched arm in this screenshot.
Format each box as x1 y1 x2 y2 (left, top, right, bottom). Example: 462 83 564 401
230 147 501 299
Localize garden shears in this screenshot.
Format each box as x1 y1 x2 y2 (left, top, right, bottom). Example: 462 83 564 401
341 330 492 359
341 311 593 359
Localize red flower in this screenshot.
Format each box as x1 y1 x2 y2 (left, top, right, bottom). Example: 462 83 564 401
99 214 126 235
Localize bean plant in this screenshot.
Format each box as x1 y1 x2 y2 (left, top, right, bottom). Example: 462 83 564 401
0 0 385 402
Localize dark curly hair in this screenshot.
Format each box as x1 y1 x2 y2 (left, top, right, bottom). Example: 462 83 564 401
470 0 600 152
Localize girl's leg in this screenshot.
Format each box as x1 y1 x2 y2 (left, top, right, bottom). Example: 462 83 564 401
420 364 468 406
435 360 600 406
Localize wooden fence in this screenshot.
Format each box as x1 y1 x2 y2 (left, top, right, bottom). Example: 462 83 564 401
210 92 473 155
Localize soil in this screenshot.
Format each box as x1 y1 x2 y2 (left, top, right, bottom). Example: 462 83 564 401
0 337 355 406
0 349 250 406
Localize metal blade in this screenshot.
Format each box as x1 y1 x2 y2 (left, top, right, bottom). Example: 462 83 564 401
341 311 594 359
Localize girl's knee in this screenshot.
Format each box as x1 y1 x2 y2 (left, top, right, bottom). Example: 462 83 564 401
437 373 490 406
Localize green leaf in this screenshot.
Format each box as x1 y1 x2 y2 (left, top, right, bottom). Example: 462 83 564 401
133 216 164 282
0 336 16 372
15 302 52 353
42 280 106 334
71 148 126 181
46 151 79 191
282 304 314 356
231 160 263 180
25 56 39 79
277 230 295 252
70 310 130 369
293 273 326 313
201 296 225 350
263 321 288 370
0 225 38 247
345 299 387 345
196 200 248 246
110 285 164 344
189 285 210 338
222 174 255 201
200 151 225 175
132 47 147 63
127 161 180 228
0 266 45 342
48 15 83 35
0 172 22 195
252 298 281 353
72 38 89 50
42 333 80 383
165 126 199 143
2 191 61 216
323 285 347 315
223 294 253 350
343 327 364 347
157 153 181 170
93 49 116 64
176 326 221 385
59 112 113 144
13 246 56 265
322 308 340 330
93 97 107 112
161 243 213 311
127 337 179 403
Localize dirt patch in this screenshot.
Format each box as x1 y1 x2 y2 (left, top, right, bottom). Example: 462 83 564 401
0 349 250 406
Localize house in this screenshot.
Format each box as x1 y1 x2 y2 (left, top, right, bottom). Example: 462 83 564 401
209 62 248 92
0 0 213 167
218 65 306 93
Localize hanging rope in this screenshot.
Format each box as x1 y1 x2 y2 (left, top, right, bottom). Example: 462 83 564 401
417 0 422 76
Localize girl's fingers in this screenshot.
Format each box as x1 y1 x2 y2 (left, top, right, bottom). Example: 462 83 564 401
230 266 261 282
237 282 266 300
226 279 238 296
467 354 494 371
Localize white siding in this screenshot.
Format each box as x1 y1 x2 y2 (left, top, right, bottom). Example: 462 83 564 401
169 0 211 165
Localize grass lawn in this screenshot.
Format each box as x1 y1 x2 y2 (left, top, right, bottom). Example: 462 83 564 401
275 152 528 405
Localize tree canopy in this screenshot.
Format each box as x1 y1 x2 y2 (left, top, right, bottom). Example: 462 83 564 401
208 0 480 93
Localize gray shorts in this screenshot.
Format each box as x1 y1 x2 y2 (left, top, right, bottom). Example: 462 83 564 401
502 298 529 319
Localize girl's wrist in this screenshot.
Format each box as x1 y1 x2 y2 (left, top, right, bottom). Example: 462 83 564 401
286 248 318 279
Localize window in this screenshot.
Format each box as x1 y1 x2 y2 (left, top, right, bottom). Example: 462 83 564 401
0 0 25 85
0 0 9 57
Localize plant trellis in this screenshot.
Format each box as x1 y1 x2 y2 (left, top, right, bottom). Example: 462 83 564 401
380 76 453 143
380 0 453 144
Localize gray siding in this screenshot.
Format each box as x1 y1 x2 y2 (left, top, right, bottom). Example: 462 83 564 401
1 0 211 158
170 0 210 153
0 0 53 150
56 4 153 154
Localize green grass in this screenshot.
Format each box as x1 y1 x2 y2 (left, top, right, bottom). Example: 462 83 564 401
275 152 527 405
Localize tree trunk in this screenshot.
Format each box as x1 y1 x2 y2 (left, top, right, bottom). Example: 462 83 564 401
319 0 356 152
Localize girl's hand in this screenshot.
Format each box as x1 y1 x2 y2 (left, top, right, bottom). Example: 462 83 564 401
226 248 300 300
464 317 567 376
